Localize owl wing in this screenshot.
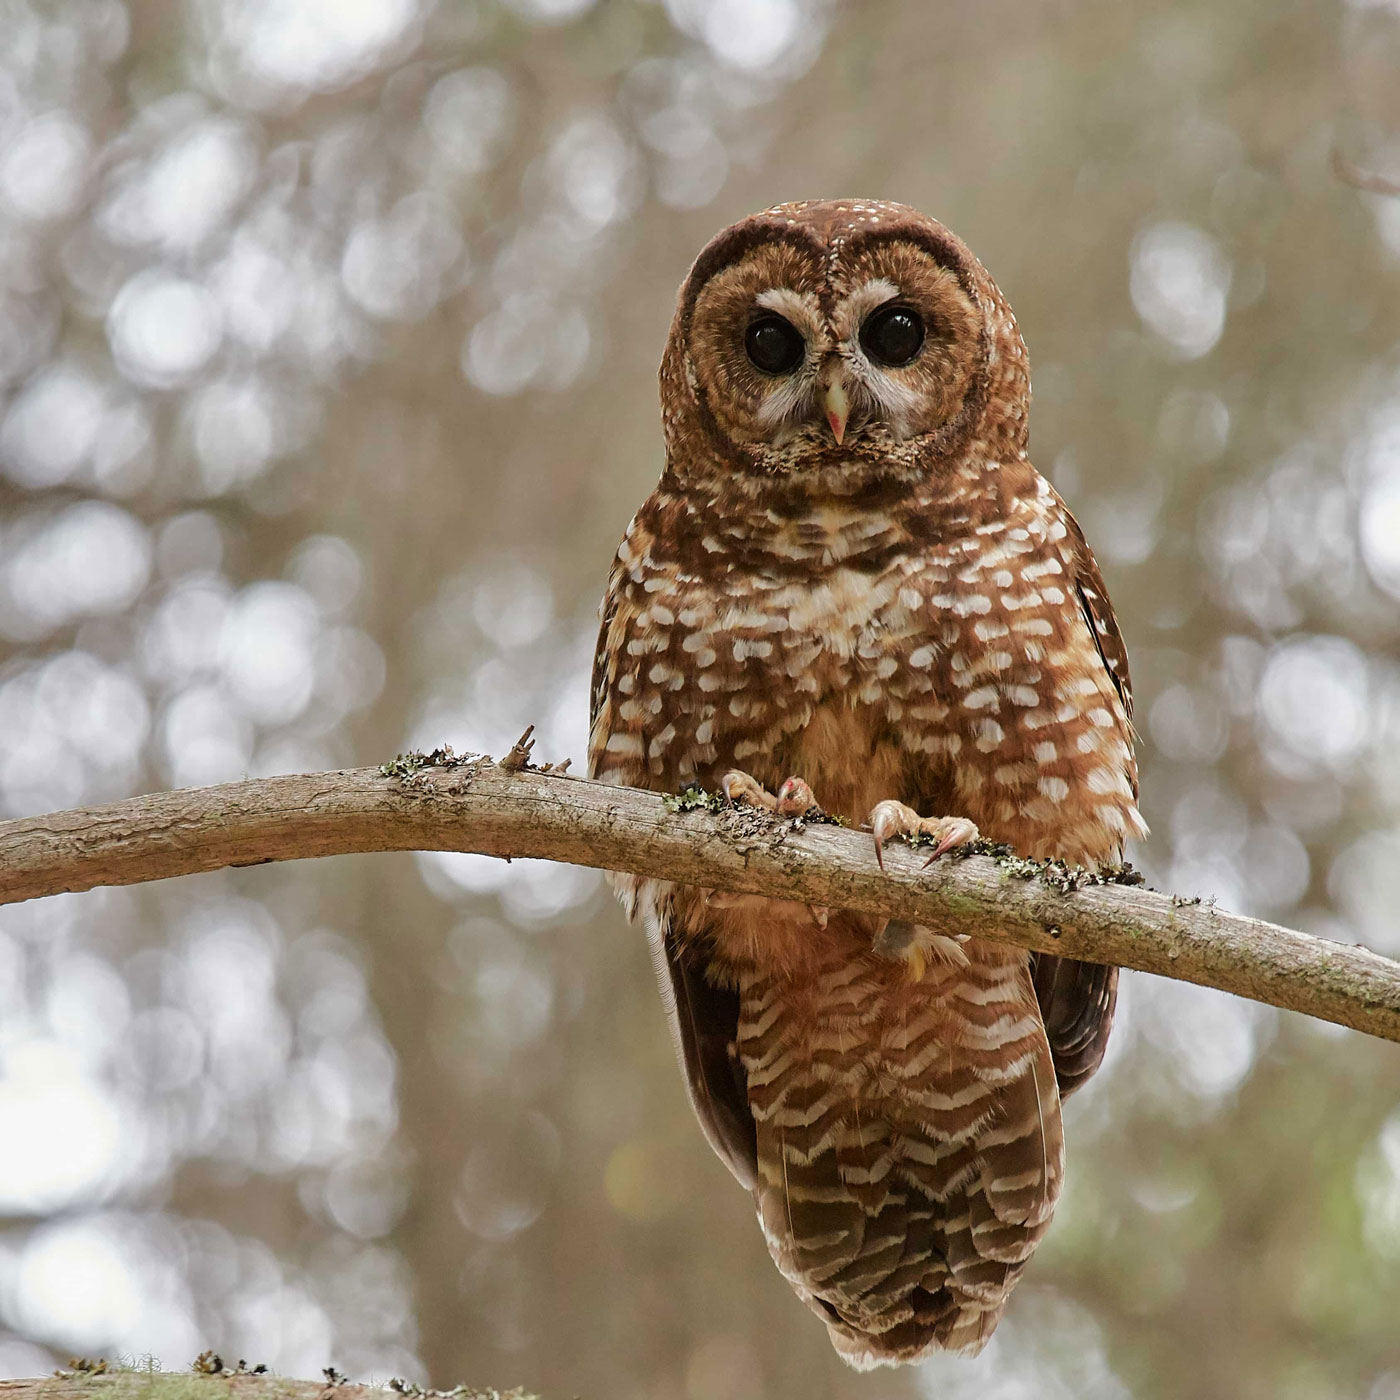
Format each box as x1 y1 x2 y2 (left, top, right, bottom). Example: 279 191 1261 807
1028 954 1118 1097
588 564 622 750
647 911 758 1189
1065 510 1135 727
1026 498 1134 1095
588 542 759 1188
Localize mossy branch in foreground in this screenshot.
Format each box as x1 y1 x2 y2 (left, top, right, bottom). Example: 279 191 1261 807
1 740 1399 1047
1 1357 537 1400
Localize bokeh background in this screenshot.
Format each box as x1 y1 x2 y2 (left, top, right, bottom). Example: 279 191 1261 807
2 0 1400 1396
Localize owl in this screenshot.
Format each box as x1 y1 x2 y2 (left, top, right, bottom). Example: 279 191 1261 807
587 199 1144 1368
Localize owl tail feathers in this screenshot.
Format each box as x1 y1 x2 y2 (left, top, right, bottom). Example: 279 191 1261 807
757 1014 1065 1369
821 1290 1005 1369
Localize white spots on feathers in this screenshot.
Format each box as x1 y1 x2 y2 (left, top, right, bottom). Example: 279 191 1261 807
592 471 1141 878
1087 765 1133 797
975 719 1005 751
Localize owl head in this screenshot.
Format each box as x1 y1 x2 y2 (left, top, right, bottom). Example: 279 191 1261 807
660 199 1029 490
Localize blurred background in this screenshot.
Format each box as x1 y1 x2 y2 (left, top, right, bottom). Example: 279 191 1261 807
1 0 1399 1396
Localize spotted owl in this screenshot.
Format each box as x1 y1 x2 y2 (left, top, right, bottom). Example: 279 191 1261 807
587 199 1144 1368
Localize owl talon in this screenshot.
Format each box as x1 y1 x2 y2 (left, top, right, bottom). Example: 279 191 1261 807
870 799 922 869
870 799 979 870
722 770 778 810
923 817 981 864
722 770 821 819
776 776 817 817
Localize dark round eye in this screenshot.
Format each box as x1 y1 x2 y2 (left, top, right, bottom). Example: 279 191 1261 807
744 314 805 375
859 303 925 367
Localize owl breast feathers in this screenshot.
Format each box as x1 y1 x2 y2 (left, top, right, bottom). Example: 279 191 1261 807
587 198 1145 1368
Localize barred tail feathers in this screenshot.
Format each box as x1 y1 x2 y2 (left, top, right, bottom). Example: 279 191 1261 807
741 940 1063 1367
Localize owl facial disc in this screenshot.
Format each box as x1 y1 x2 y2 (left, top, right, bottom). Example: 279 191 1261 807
661 198 1035 491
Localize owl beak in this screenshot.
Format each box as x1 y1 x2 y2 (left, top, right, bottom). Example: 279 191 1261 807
823 375 850 445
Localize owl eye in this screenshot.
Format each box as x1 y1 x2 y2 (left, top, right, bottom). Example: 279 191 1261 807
745 314 806 375
860 304 925 367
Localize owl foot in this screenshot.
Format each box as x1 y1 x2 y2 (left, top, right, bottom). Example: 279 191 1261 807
721 770 819 817
869 800 979 872
721 771 827 927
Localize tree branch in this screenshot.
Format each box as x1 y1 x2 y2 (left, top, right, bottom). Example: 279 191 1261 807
1 749 1397 1045
0 1363 536 1400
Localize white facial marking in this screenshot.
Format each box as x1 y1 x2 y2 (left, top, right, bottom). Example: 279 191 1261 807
838 277 902 334
756 286 820 324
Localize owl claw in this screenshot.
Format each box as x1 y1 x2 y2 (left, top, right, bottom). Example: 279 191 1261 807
870 799 920 869
776 776 817 817
869 799 979 870
722 770 820 819
722 770 778 810
923 818 981 864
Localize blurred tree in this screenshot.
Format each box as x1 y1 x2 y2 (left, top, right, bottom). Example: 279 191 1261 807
1 0 1400 1397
